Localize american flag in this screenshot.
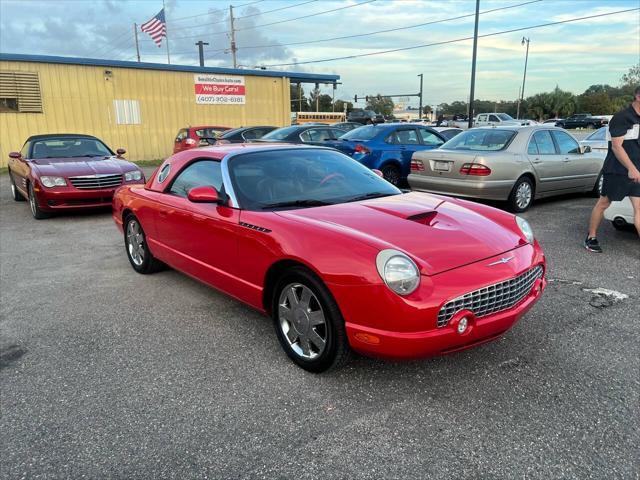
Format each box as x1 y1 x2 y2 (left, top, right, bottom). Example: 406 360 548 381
140 9 167 47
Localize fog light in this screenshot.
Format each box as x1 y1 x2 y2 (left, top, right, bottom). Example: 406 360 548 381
457 317 469 334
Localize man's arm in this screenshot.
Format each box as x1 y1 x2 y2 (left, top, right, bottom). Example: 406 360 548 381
611 136 640 182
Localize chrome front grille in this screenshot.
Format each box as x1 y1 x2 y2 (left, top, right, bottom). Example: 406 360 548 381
69 174 123 190
437 265 544 328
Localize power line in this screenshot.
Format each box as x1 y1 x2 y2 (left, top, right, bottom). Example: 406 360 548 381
143 0 543 61
237 0 542 51
260 7 639 68
166 0 376 40
169 0 263 24
236 0 376 32
168 0 319 33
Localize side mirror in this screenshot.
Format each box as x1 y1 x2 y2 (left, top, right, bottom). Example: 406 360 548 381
581 145 592 154
187 185 221 204
116 148 126 156
9 151 21 159
372 169 384 178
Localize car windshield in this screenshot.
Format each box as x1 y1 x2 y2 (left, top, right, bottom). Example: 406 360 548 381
219 127 244 138
195 128 227 138
496 113 514 121
229 149 401 211
31 138 113 159
586 127 607 141
442 129 516 151
262 126 301 141
340 125 381 141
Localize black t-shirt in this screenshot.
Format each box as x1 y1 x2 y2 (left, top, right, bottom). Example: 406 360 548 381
603 104 640 175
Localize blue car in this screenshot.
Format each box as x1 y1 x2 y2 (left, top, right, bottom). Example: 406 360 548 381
328 123 446 185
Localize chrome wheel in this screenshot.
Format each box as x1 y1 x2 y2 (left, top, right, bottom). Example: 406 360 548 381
598 175 604 195
29 187 37 216
515 181 532 210
126 219 145 266
278 283 327 360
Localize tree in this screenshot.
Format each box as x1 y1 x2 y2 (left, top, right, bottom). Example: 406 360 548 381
620 64 640 88
290 84 309 112
366 95 394 116
317 94 334 112
334 99 353 113
422 105 432 115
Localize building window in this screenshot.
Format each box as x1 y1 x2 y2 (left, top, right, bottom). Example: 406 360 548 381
113 99 141 125
0 98 18 112
0 71 43 113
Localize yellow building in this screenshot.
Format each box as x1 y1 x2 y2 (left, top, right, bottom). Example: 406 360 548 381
0 53 339 166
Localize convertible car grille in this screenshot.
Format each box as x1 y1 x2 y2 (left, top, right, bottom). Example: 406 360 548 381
69 174 123 190
437 265 544 328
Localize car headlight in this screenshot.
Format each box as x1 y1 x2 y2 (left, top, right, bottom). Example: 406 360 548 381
124 170 143 182
40 176 67 188
516 216 534 243
376 249 420 296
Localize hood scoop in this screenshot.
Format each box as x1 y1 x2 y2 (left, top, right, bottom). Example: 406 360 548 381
407 211 438 226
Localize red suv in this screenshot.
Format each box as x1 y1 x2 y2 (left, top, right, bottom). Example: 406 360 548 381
173 126 230 153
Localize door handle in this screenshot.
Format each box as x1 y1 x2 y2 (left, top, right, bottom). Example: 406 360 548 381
532 158 542 164
563 157 571 162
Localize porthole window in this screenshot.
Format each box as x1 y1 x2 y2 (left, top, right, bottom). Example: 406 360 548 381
157 164 171 183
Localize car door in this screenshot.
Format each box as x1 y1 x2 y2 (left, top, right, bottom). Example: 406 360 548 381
475 114 488 127
152 159 241 286
8 141 31 197
551 129 599 190
526 130 567 193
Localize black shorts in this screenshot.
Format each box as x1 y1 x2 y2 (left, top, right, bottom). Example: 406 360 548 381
601 173 640 201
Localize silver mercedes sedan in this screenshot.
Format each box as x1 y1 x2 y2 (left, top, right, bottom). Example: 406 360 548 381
408 126 603 212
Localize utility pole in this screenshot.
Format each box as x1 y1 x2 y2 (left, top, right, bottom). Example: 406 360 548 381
517 37 530 119
195 41 209 67
417 73 423 120
229 5 238 68
133 23 141 62
467 0 480 129
315 83 319 112
163 0 170 64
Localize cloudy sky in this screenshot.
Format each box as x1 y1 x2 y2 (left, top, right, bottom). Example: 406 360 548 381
1 0 638 106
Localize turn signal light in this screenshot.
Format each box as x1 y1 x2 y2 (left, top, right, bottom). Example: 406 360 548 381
410 159 425 171
354 144 370 154
185 138 197 145
460 163 491 176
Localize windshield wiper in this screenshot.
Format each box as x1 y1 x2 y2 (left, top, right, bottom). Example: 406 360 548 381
261 199 333 210
346 192 396 202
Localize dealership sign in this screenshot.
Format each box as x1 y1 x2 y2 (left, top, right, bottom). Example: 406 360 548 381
194 74 246 104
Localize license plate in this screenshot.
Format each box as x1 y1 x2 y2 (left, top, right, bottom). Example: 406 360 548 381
433 161 451 172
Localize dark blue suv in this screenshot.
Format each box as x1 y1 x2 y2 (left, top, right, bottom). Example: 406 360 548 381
328 123 445 185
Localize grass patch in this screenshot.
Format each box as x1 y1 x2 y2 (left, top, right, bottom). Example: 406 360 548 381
132 159 164 168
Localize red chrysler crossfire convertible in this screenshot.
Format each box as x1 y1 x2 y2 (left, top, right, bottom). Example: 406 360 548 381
112 143 546 372
8 133 145 219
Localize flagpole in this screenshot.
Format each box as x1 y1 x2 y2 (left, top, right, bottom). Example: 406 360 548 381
133 23 141 62
163 0 170 64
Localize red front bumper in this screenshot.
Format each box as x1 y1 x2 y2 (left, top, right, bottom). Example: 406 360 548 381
34 182 143 211
330 243 546 360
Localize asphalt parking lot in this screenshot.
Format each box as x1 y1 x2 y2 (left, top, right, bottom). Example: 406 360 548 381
1 169 638 479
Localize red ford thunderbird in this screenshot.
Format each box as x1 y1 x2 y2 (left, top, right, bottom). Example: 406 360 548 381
112 144 546 372
8 134 145 219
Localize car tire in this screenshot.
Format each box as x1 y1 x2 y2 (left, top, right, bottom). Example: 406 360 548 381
381 164 401 186
611 217 628 231
586 123 595 130
272 267 352 373
366 120 373 125
9 172 25 201
28 183 50 219
124 214 164 274
507 176 535 213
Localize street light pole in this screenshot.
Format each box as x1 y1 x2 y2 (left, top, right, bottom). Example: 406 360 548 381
517 37 530 119
417 73 423 120
467 0 480 129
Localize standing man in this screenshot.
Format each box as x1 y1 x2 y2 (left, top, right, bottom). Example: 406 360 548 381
584 86 640 252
